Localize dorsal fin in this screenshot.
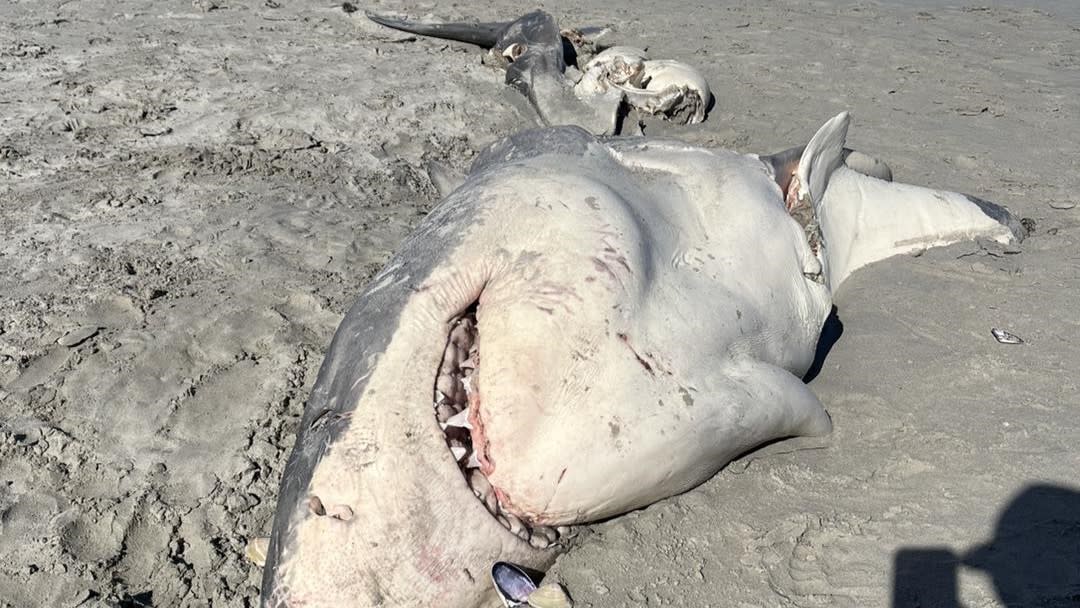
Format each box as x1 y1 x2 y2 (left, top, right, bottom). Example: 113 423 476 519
794 112 850 208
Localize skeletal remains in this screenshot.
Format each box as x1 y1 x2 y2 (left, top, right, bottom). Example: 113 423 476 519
366 10 713 134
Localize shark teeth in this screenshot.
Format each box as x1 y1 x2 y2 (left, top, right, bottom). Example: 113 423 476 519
442 408 472 430
433 305 574 548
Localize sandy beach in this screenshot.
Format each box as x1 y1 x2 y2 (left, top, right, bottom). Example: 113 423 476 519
1 0 1077 606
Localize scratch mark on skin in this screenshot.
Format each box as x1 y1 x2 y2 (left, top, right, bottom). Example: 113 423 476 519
538 467 572 518
611 254 632 275
644 352 673 376
592 257 620 284
531 281 583 315
617 332 654 375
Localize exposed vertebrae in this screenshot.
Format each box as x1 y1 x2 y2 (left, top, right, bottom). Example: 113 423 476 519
433 307 572 550
575 47 712 125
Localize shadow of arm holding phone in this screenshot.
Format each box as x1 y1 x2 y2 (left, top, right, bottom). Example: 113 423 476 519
893 484 1080 608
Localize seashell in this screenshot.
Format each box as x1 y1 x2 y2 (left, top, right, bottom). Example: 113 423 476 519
245 536 270 568
1048 200 1076 210
327 504 354 521
491 561 537 607
991 328 1024 344
527 583 574 608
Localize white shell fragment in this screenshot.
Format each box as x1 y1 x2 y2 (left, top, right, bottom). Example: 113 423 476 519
245 537 270 568
991 328 1024 344
527 582 574 608
1048 200 1076 210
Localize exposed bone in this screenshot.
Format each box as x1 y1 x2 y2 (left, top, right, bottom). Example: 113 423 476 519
575 48 712 126
529 533 551 549
575 46 648 97
616 83 686 119
618 59 711 124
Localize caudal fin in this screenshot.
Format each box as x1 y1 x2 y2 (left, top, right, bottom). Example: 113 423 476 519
817 167 1025 288
366 12 508 48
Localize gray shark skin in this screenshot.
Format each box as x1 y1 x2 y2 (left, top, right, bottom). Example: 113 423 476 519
261 115 1022 607
367 10 617 133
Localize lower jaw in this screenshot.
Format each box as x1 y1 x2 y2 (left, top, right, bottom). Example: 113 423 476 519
432 302 575 550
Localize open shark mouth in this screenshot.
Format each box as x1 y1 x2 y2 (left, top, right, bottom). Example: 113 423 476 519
433 303 571 550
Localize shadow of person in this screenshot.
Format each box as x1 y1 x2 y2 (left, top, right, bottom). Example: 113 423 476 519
803 306 843 383
964 484 1080 607
892 484 1080 608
